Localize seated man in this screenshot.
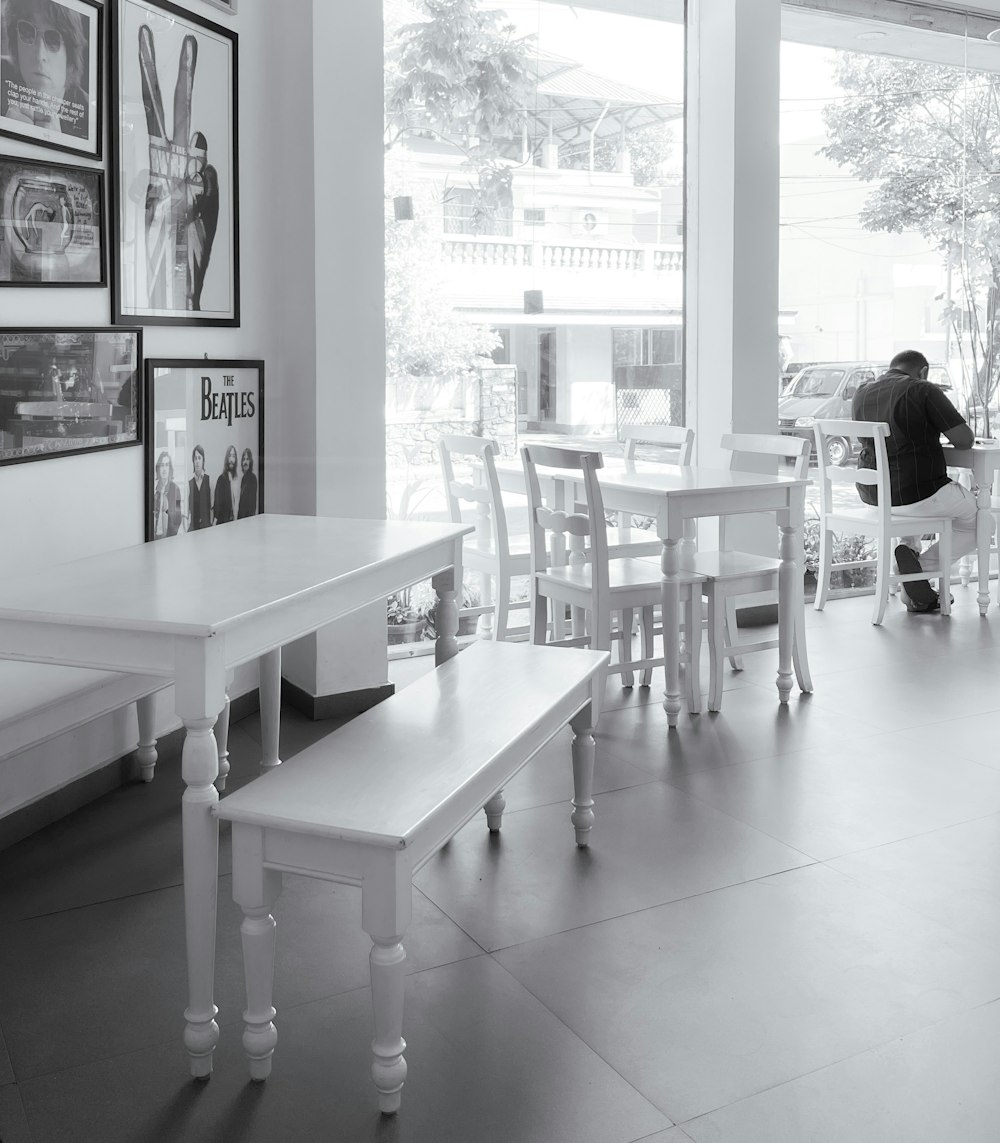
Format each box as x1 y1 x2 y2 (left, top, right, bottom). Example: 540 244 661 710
852 349 976 613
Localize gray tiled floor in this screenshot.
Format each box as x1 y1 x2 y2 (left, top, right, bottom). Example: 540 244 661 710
3 589 1000 1141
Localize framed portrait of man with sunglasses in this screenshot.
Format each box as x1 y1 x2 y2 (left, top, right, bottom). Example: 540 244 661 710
0 0 102 158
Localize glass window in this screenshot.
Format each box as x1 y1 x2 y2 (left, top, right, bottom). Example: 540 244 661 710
780 1 1000 434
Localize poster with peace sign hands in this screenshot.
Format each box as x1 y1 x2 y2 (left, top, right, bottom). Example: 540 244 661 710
111 0 238 325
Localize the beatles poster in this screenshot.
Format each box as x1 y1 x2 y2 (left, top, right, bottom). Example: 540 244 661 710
0 327 141 466
0 154 104 284
111 0 239 325
0 0 102 158
145 358 262 542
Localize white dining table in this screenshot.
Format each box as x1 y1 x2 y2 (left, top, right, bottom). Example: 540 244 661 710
0 514 471 1077
496 456 810 727
942 440 1000 615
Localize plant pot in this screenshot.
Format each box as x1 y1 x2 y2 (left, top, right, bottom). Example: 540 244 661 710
458 614 480 636
387 617 427 645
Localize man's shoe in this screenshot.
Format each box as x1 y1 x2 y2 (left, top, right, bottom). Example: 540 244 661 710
894 544 938 608
903 594 940 613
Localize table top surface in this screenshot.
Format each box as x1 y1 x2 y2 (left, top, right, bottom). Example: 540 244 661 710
497 456 808 492
0 515 471 638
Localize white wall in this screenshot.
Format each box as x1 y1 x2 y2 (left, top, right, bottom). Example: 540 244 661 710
0 0 365 815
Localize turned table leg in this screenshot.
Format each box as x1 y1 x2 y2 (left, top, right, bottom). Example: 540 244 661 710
135 693 158 783
259 648 283 771
570 703 596 846
660 536 682 728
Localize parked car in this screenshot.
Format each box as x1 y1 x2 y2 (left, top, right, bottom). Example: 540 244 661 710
778 361 958 466
780 361 819 395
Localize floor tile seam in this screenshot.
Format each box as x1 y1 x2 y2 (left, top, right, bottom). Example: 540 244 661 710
482 858 823 956
814 804 1000 864
815 853 1000 958
800 687 1000 735
648 774 834 861
0 875 192 929
0 1080 31 1143
411 884 491 957
485 954 677 1131
648 778 1000 866
675 995 1000 1132
651 719 996 789
492 770 658 817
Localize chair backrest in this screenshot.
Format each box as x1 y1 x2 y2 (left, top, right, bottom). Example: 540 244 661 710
812 419 888 520
717 433 812 549
623 424 694 465
520 443 609 597
439 434 510 558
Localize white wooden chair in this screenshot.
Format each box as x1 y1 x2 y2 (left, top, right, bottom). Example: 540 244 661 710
607 425 695 558
690 433 813 712
439 434 530 640
813 419 953 624
521 442 706 704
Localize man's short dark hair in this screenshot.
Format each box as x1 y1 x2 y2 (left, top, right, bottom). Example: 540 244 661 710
889 350 929 377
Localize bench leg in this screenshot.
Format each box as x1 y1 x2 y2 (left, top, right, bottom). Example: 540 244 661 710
232 826 283 1081
215 690 231 791
570 704 596 847
363 863 411 1115
241 904 279 1080
484 790 506 833
135 694 158 783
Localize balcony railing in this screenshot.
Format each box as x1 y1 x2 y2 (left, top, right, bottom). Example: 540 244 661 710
440 238 683 272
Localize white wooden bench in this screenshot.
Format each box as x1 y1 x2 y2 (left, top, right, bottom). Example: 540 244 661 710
214 639 609 1114
0 661 168 823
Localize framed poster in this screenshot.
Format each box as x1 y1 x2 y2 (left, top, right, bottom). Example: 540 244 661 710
111 0 239 325
0 153 105 284
0 327 141 466
145 358 262 541
0 0 102 158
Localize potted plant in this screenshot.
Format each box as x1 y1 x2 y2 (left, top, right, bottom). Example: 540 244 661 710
386 588 428 644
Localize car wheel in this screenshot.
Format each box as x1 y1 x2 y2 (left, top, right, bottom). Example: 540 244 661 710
826 436 850 467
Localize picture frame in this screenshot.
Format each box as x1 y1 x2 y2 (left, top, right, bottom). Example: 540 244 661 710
201 0 235 14
0 326 141 467
0 0 102 158
144 358 263 542
0 152 105 285
111 0 239 326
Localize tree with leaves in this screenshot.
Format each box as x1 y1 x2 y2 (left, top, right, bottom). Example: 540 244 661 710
385 0 535 233
822 52 1000 434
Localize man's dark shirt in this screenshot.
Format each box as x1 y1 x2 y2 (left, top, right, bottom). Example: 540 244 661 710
851 368 965 506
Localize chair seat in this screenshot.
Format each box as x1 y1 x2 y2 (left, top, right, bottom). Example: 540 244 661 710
691 550 782 580
826 509 949 534
538 558 705 595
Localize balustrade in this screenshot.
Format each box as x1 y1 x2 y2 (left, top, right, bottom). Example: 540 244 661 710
439 237 682 273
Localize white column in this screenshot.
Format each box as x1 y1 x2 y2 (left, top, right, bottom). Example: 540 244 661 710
686 0 781 498
282 1 390 701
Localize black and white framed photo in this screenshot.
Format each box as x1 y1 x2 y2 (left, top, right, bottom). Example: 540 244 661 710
0 0 102 158
0 153 104 284
145 358 262 541
111 0 239 326
0 327 141 466
202 0 235 14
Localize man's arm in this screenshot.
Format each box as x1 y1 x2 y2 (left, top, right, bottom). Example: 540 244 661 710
944 421 975 449
923 384 974 448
